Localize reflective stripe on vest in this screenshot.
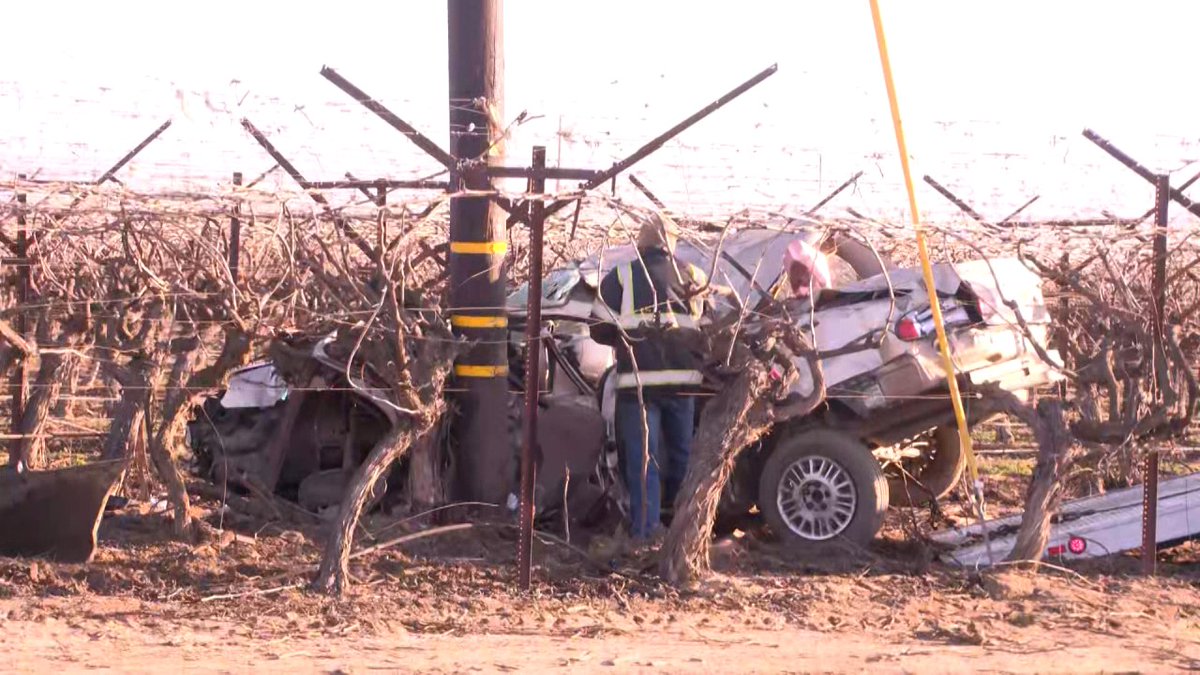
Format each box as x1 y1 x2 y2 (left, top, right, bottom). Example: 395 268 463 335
607 261 701 330
615 369 704 389
618 263 636 316
591 294 698 330
590 260 704 332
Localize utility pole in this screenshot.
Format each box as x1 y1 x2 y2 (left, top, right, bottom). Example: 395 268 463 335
448 0 510 503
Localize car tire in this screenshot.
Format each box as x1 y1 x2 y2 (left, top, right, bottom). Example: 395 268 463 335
886 426 966 507
758 427 888 551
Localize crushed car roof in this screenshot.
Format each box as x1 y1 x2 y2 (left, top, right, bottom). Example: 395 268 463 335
507 227 821 312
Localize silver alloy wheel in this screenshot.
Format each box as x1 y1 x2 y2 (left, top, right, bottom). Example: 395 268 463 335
776 455 858 540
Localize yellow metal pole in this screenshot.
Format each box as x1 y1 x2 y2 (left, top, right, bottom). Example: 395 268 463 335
867 0 985 513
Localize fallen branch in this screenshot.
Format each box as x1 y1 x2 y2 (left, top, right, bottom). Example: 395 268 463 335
349 522 474 560
200 582 303 603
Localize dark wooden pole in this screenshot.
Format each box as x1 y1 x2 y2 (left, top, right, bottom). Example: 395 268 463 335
448 0 510 503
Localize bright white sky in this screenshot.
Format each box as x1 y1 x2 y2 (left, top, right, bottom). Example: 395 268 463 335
2 1 1198 221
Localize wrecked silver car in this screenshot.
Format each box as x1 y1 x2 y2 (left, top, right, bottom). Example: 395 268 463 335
506 225 1062 547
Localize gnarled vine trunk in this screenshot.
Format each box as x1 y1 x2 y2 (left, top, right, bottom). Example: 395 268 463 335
659 359 774 586
101 357 155 461
15 351 76 469
974 390 1079 562
1004 397 1077 561
660 319 825 587
312 413 444 594
146 342 202 540
407 424 446 515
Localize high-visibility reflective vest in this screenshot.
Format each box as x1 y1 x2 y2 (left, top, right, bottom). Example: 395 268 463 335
589 250 707 391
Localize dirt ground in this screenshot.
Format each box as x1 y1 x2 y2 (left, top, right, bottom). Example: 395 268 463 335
4 457 1200 674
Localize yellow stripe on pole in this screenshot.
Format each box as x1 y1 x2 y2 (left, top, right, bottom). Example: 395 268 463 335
454 364 509 378
868 0 983 510
450 241 507 255
451 314 508 329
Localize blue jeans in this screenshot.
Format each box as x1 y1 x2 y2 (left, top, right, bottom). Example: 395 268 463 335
616 394 695 539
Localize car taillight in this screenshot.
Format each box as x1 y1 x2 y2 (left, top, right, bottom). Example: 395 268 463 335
896 316 922 341
894 301 973 342
1047 537 1087 558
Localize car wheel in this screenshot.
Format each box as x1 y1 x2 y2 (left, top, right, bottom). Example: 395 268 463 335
884 426 966 507
758 428 888 550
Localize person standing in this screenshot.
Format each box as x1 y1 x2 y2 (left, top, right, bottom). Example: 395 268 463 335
589 213 708 541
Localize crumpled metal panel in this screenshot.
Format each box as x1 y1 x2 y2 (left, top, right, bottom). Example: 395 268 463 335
220 362 288 409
